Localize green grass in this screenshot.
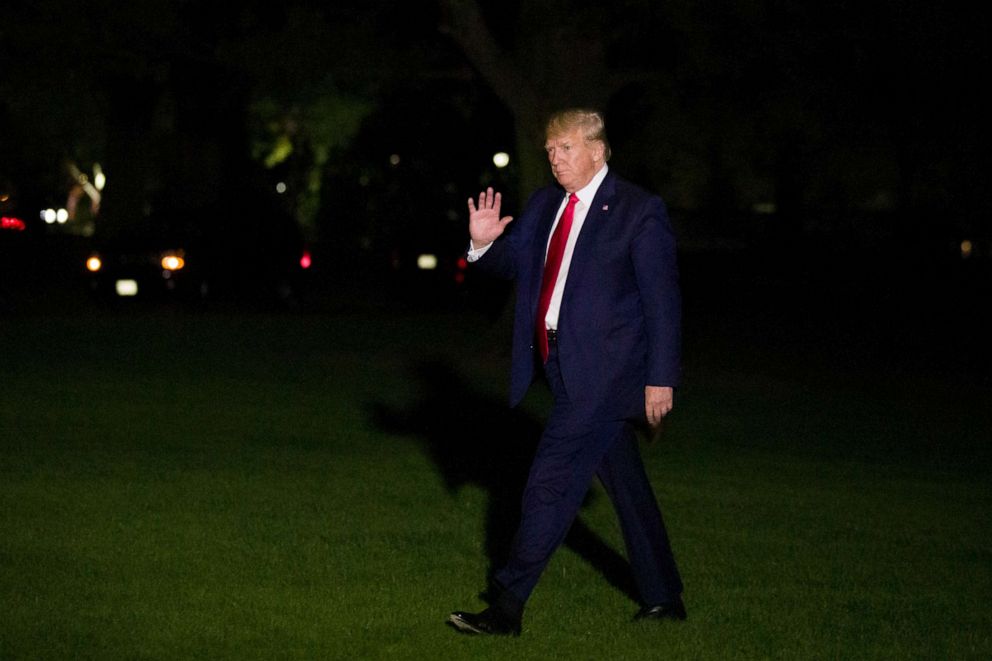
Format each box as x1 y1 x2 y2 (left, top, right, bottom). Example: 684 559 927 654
1 306 990 659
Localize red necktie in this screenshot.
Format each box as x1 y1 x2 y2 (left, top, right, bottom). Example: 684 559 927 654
536 193 579 362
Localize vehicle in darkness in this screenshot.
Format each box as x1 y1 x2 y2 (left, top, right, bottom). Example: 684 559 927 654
82 206 311 307
84 233 207 302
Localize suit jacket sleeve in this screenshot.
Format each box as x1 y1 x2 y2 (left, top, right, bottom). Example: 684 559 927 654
631 197 682 387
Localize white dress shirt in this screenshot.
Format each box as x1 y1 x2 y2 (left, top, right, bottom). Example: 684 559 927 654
468 164 609 331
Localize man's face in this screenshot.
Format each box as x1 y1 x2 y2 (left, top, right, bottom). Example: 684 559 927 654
545 129 604 193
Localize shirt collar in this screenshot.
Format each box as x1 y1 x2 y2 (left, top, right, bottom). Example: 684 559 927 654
573 164 609 206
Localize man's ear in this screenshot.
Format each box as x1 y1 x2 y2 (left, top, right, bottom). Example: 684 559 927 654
593 141 606 163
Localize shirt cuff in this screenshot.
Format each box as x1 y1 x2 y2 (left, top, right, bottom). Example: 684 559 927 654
466 241 493 262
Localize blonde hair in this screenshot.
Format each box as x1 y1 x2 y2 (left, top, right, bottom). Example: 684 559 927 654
545 108 612 161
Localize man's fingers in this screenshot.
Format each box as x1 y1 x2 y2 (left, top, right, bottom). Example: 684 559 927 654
486 190 501 213
645 399 672 427
647 407 669 426
470 189 503 213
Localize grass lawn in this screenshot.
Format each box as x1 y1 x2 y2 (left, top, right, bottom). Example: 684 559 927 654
1 303 990 659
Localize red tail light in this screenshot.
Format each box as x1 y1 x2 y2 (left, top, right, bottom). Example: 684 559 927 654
1 216 26 231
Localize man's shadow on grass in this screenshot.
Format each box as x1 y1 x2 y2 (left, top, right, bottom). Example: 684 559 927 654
369 358 639 604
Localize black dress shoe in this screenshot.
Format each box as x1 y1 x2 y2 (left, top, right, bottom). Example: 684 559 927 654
634 597 687 622
447 608 522 636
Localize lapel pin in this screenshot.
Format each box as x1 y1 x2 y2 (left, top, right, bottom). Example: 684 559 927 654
602 205 609 211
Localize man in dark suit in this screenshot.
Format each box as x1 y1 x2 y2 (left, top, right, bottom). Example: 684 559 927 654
448 109 685 636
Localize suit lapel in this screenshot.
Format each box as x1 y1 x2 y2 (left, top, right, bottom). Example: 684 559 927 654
528 189 568 303
562 172 617 306
536 189 566 254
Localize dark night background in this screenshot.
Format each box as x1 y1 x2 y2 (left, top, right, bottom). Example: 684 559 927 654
1 0 989 380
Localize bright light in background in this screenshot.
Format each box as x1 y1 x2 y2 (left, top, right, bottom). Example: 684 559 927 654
68 162 103 215
276 182 287 194
389 154 401 166
42 208 57 224
960 239 973 259
161 254 185 271
116 280 138 297
86 256 102 272
93 164 106 191
417 254 438 270
300 251 312 269
493 152 510 168
56 208 69 224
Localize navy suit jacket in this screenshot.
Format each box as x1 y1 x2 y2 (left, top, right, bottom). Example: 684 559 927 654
474 171 681 422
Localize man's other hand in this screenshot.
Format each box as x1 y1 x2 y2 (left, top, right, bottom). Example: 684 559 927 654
645 385 674 428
